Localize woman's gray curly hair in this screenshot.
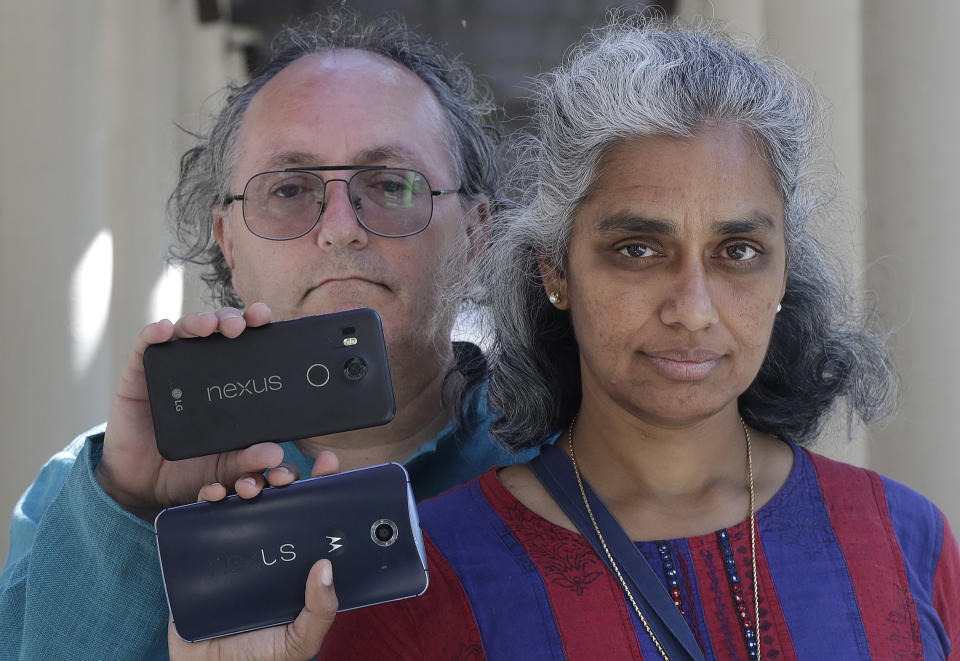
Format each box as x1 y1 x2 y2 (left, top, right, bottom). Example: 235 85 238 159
168 6 500 308
477 17 896 449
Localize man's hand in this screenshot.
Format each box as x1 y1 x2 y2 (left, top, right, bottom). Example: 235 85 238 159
199 448 340 502
167 558 339 661
94 302 290 519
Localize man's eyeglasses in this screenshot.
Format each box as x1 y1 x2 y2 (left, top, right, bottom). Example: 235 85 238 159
224 165 461 240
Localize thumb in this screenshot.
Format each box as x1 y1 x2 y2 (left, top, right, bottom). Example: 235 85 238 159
281 559 339 659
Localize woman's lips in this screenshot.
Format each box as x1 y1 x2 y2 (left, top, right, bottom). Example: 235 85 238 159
641 350 724 381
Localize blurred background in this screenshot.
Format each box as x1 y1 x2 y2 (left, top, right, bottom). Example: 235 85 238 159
2 0 957 568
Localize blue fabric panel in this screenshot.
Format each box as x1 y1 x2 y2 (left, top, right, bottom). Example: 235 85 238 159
670 540 719 661
419 479 566 661
882 475 950 659
758 446 870 659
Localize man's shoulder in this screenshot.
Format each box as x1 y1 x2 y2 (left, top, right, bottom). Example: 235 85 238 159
15 424 106 514
407 380 539 500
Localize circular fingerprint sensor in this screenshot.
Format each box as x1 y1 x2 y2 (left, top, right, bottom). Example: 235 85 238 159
306 363 330 387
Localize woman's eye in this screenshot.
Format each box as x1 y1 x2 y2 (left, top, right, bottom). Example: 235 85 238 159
723 243 758 261
618 243 656 258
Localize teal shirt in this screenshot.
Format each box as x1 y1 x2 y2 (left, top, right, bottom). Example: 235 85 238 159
0 382 534 660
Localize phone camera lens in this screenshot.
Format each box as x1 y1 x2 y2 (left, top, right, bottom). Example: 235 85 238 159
371 519 398 546
343 357 367 381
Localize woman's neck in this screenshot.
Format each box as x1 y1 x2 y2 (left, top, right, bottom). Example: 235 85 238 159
558 400 792 540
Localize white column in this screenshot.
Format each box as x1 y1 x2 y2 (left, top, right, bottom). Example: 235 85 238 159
862 1 960 532
0 2 114 564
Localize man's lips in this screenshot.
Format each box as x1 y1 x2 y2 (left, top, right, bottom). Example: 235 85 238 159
311 276 388 291
640 349 725 381
315 276 382 289
300 277 388 303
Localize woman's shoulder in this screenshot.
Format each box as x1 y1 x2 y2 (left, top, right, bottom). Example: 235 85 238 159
799 446 953 568
800 446 945 519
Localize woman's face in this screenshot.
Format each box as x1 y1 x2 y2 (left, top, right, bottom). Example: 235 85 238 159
550 122 787 427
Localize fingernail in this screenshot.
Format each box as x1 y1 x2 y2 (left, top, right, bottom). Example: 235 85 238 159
320 560 333 587
240 477 257 488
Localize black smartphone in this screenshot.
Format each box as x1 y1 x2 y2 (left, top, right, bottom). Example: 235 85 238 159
155 462 429 642
143 308 395 460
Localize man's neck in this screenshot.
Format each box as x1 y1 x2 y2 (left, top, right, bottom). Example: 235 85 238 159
294 354 464 472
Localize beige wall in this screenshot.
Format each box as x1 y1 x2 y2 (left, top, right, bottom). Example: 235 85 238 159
679 0 960 535
0 0 241 567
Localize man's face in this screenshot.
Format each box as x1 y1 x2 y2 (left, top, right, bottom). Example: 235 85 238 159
215 51 477 369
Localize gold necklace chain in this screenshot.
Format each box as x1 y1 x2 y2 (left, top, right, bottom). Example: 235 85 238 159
566 417 761 661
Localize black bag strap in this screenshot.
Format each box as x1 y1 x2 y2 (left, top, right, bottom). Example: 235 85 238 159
529 444 706 661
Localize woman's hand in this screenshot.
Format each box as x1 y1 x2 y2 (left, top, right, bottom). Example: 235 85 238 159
167 559 338 660
171 451 346 659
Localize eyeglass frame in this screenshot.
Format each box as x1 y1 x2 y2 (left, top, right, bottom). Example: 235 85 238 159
223 164 463 240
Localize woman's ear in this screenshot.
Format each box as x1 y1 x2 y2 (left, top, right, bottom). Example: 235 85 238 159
538 258 569 310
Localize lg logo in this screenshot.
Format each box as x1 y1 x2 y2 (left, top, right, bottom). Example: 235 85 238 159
171 388 184 413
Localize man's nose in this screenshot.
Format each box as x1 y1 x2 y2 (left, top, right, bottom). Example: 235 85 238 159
314 178 368 249
659 261 719 331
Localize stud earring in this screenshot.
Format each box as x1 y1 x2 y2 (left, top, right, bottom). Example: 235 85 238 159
548 292 561 305
776 303 782 313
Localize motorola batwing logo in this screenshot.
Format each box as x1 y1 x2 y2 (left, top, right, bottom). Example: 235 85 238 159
327 536 343 552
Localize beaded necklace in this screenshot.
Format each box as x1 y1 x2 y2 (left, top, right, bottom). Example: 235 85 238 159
567 417 761 661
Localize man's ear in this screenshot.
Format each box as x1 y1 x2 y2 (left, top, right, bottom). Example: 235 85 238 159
537 258 569 310
212 210 235 270
463 198 490 261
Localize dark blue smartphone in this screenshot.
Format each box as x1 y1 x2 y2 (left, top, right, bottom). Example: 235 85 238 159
155 462 429 642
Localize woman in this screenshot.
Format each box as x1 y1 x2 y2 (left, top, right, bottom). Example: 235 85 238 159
173 18 959 661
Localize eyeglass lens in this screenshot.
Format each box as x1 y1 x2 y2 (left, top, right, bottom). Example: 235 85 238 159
241 168 434 240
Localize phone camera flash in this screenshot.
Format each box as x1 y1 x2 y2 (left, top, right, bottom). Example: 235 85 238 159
343 337 358 346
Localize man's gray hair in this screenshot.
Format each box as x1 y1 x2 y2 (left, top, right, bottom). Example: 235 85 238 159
169 7 500 307
477 16 896 449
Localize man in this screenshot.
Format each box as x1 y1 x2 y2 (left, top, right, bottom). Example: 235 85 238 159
0 9 535 659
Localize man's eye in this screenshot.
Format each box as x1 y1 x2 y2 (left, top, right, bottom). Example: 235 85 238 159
724 244 758 261
378 180 409 194
272 184 303 199
618 243 656 258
